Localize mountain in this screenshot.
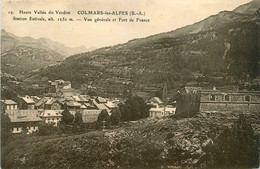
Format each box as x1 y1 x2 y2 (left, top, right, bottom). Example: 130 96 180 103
1 30 91 76
1 29 89 56
233 0 260 15
34 0 260 93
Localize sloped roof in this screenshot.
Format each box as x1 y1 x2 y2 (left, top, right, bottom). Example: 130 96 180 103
1 99 17 105
149 107 164 112
84 103 98 109
149 97 163 104
80 105 87 109
35 98 47 107
64 96 75 101
78 95 90 102
149 107 176 112
96 97 107 103
66 101 81 107
45 98 56 105
185 87 202 93
111 99 123 106
72 96 81 102
57 98 65 104
105 101 116 109
9 114 42 123
45 98 64 105
31 96 41 102
93 99 109 110
96 103 108 110
21 97 35 104
41 110 62 117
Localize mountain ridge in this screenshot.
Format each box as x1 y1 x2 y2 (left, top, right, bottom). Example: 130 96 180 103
1 29 90 56
1 29 98 76
26 0 260 95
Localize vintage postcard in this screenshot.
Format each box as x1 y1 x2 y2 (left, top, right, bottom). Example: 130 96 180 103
1 0 260 168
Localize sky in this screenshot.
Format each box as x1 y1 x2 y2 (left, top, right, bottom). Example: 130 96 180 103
1 0 252 48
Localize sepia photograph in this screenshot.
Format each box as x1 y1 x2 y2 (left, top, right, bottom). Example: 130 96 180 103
1 0 260 168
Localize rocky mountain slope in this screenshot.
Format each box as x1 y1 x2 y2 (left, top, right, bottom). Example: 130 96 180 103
34 0 260 92
2 111 260 168
1 30 90 76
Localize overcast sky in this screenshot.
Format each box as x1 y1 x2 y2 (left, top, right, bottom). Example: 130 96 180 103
1 0 251 48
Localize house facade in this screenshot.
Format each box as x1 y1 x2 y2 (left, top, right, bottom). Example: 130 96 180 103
40 110 62 126
9 113 42 134
1 100 18 110
149 106 176 118
45 98 65 110
82 109 102 123
19 96 35 109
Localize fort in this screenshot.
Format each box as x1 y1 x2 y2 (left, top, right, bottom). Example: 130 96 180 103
200 87 260 112
176 86 260 117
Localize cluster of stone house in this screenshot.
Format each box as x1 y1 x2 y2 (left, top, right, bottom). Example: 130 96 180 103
1 95 121 134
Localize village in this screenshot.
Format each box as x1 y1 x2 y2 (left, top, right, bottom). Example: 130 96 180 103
2 78 260 135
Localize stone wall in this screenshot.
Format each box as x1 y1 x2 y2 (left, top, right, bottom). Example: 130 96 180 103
200 91 260 112
200 102 260 112
82 109 101 123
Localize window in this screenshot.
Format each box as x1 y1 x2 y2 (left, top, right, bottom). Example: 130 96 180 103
224 94 230 101
245 95 250 102
210 94 215 101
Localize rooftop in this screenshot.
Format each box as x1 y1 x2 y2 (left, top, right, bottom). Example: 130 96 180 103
150 107 176 112
149 97 163 104
9 114 42 123
41 110 62 117
66 101 81 107
96 97 107 103
21 96 35 104
1 99 17 105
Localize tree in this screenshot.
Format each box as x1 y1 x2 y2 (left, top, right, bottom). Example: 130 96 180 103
208 114 259 168
37 123 57 136
119 96 150 121
61 109 74 125
110 108 121 125
21 125 29 135
1 112 12 145
97 109 110 125
74 111 83 125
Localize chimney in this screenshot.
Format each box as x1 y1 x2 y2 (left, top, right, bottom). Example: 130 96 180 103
213 86 216 91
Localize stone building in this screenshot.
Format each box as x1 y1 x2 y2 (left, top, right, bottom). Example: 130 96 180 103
40 110 62 126
1 99 18 110
8 110 42 134
200 88 260 112
149 106 176 118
